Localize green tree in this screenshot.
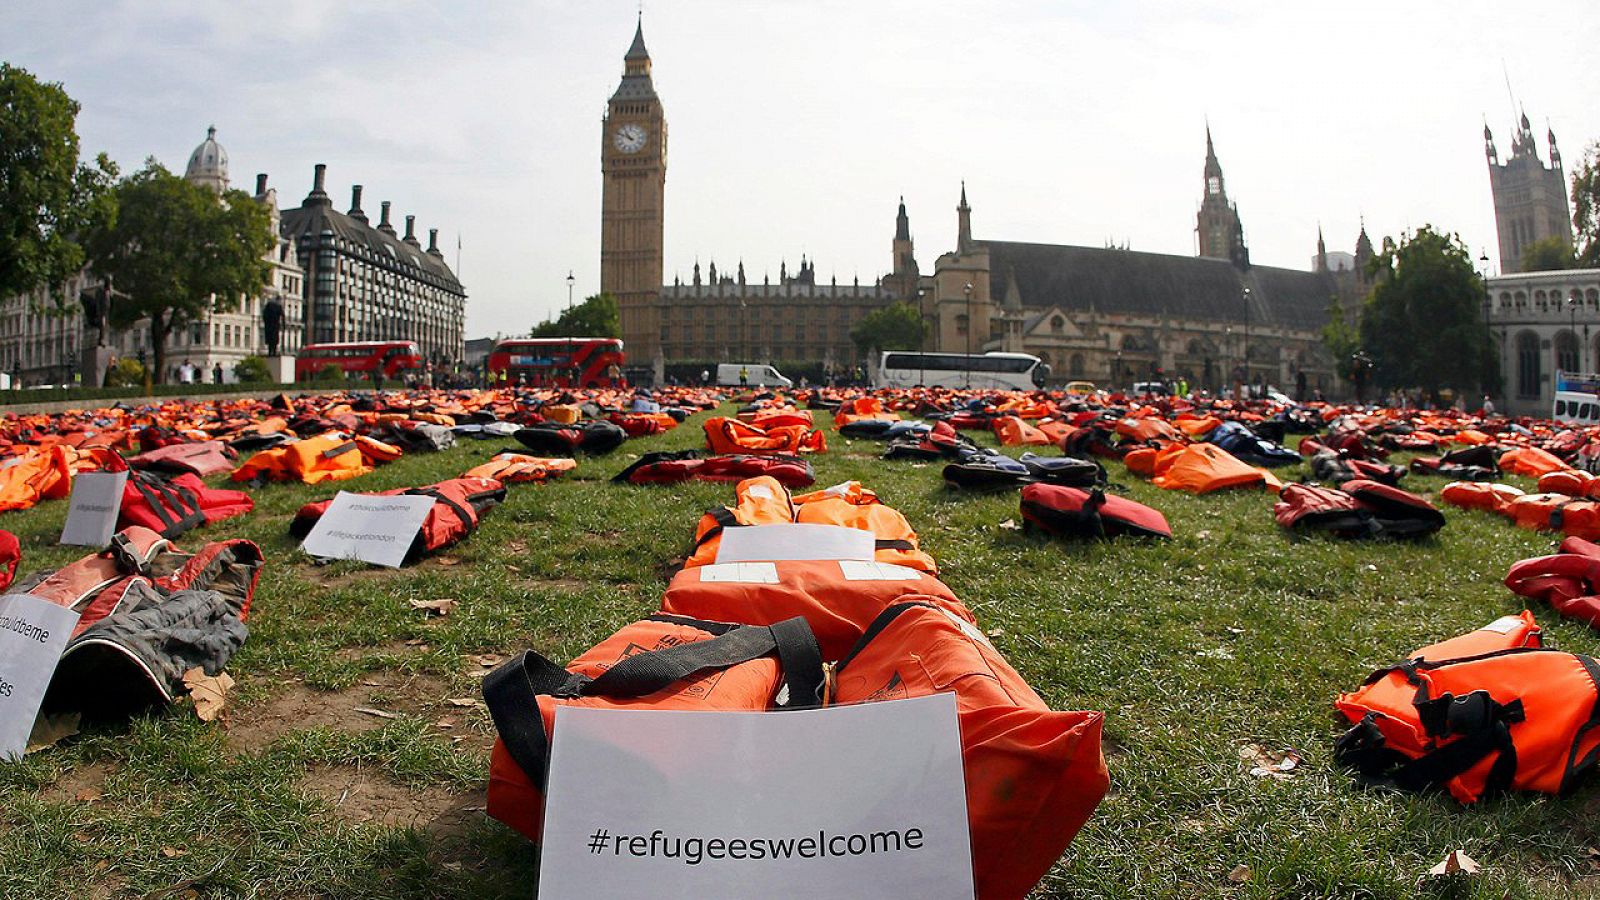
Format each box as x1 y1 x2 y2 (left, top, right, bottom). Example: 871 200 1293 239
0 63 118 300
234 355 272 384
1520 235 1576 272
84 162 273 384
1357 226 1496 398
850 301 925 356
1574 140 1600 268
530 292 620 337
1320 293 1360 380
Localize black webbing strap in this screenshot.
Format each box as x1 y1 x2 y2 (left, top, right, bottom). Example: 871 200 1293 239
132 473 206 537
874 539 916 551
1561 654 1600 793
482 617 824 789
692 507 743 548
320 440 358 459
405 487 475 533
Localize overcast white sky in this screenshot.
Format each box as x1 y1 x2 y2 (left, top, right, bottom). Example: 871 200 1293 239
5 1 1598 338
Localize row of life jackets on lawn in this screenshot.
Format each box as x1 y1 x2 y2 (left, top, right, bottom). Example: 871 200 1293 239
1442 479 1600 542
482 477 1109 900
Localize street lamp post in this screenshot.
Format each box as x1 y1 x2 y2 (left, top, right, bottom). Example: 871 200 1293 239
963 282 973 389
916 288 927 387
566 271 575 311
1568 292 1582 374
1115 350 1122 391
1241 286 1251 398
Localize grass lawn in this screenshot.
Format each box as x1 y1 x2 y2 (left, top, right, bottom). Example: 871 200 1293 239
2 403 1598 898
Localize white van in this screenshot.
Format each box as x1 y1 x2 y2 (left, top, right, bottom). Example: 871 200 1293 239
1554 390 1600 426
716 363 792 389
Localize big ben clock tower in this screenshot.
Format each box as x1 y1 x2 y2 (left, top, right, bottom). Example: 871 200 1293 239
601 17 667 364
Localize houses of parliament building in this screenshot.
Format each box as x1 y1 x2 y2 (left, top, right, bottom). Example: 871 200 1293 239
600 19 1364 390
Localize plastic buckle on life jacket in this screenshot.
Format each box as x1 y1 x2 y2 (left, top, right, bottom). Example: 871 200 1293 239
1417 690 1514 738
109 532 153 576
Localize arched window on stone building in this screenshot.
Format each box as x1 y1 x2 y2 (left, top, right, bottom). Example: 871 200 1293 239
1051 315 1065 334
1516 331 1541 398
1069 353 1084 376
1556 330 1580 374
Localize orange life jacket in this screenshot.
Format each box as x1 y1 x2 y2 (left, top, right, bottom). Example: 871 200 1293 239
1150 443 1282 493
831 601 1108 899
1538 469 1600 499
1440 481 1524 514
1335 614 1600 804
1499 446 1571 478
659 558 971 659
483 615 822 843
792 483 937 573
230 432 372 484
684 476 801 567
704 417 826 455
462 452 576 484
993 416 1052 446
1506 492 1600 540
0 446 74 513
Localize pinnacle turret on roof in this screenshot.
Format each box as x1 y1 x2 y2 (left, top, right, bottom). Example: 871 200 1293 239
626 14 649 60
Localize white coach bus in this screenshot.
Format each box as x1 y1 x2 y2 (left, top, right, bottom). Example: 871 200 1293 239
874 351 1049 390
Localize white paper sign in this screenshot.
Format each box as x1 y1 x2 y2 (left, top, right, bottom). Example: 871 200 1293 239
697 562 779 584
0 593 79 760
59 470 128 547
539 694 974 899
715 523 874 564
299 491 435 568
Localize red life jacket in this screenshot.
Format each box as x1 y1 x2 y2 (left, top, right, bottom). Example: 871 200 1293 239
15 526 264 637
288 476 507 564
1020 483 1172 539
0 528 19 592
119 470 255 539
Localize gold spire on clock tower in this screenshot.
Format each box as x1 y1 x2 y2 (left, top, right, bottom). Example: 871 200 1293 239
601 15 667 364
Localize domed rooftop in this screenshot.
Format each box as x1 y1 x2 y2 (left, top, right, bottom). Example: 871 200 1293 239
185 125 229 192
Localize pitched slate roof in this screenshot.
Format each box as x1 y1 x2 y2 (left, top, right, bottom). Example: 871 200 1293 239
281 202 463 293
980 240 1338 332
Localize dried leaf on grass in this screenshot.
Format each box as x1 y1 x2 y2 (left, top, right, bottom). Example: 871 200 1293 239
353 706 401 720
473 653 506 668
1226 864 1252 883
1239 743 1302 779
182 668 235 722
435 557 462 567
1425 849 1480 878
161 845 187 858
409 598 457 617
26 712 80 753
446 697 486 710
998 519 1021 531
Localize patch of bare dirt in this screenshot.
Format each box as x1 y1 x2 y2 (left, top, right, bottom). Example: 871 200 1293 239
301 564 407 590
225 669 454 753
44 761 114 805
520 577 588 593
301 766 483 833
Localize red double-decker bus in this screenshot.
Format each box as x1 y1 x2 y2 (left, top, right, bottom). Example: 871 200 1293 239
486 337 626 387
295 341 424 381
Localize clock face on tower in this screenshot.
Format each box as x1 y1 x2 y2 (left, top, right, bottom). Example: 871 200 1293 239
614 123 648 154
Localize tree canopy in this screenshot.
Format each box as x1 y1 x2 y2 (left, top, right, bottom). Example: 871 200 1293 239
84 162 274 384
1357 226 1496 398
0 63 117 300
530 292 619 338
1574 140 1600 268
850 301 925 356
1520 235 1576 272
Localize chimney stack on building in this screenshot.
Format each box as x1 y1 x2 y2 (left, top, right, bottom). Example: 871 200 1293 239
348 185 367 223
403 215 421 247
255 173 268 196
378 201 396 235
307 164 331 205
427 228 443 256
